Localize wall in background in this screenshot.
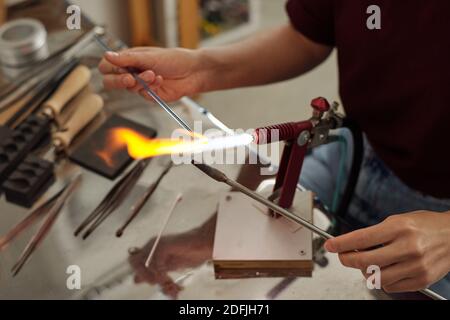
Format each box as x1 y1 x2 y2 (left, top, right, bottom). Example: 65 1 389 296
71 0 130 44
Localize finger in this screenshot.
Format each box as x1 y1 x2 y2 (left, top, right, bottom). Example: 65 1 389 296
127 70 157 93
380 261 425 287
98 58 128 75
154 75 164 87
128 46 156 52
138 78 163 100
338 241 409 270
325 222 397 253
104 51 154 70
103 74 136 90
140 70 157 83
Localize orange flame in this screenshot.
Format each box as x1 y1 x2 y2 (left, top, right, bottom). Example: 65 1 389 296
96 127 254 164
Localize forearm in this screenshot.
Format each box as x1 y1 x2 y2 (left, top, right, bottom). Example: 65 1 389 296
197 24 333 92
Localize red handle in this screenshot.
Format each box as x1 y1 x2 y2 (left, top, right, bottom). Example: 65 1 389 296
311 97 330 113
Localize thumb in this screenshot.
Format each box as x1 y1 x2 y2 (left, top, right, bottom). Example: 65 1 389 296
104 51 152 70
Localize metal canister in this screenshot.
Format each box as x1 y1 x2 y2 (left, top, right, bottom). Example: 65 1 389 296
0 18 48 71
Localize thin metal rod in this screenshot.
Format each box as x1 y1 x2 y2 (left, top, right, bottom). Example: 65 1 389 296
145 193 183 267
0 189 63 251
421 288 446 301
224 178 333 240
94 35 192 132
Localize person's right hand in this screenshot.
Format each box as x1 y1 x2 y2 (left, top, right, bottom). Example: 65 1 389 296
98 47 208 102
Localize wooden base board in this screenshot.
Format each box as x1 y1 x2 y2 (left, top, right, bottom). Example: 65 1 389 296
213 191 314 280
215 267 313 280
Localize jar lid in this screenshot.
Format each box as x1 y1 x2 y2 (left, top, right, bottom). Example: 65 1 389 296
0 18 47 57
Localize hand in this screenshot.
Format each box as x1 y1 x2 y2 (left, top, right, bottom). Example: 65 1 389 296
98 47 209 102
325 211 450 293
128 220 215 299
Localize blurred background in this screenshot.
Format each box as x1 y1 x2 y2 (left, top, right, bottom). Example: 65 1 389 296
1 0 339 129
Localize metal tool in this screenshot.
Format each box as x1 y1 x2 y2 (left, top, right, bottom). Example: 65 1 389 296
50 92 104 153
93 35 192 132
145 193 183 267
0 65 88 188
116 161 174 237
0 189 62 251
74 158 151 240
1 58 80 129
8 174 82 276
2 92 104 208
193 161 332 240
40 64 92 128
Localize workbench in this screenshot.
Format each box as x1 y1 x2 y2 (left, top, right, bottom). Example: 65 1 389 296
0 0 397 300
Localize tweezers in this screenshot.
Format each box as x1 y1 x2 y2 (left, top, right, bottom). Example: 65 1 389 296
0 174 82 276
74 159 150 239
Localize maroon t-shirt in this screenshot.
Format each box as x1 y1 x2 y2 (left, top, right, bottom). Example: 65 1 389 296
286 0 450 198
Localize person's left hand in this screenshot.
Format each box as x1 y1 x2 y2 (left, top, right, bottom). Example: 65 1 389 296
324 211 450 293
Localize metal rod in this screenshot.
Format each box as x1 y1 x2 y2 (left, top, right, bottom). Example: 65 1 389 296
116 161 174 237
226 179 333 239
421 288 446 301
94 35 192 132
192 162 332 240
145 193 183 268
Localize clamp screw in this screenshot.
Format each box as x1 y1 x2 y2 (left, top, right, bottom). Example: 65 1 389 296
297 130 310 146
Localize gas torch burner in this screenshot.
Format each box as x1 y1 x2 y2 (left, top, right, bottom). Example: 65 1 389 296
252 97 344 212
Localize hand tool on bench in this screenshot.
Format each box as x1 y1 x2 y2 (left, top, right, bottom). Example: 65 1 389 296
0 59 79 181
40 64 92 128
0 93 103 271
1 58 80 129
2 93 104 207
9 174 82 276
116 161 174 237
0 26 104 112
74 158 151 240
0 64 91 194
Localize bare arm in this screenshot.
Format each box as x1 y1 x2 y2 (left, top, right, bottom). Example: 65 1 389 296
198 24 333 91
99 24 332 101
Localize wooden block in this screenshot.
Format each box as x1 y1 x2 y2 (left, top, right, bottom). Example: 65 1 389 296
0 0 5 26
213 191 314 279
128 0 154 46
178 0 199 48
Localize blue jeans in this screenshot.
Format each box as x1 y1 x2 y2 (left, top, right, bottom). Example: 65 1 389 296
300 129 450 299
